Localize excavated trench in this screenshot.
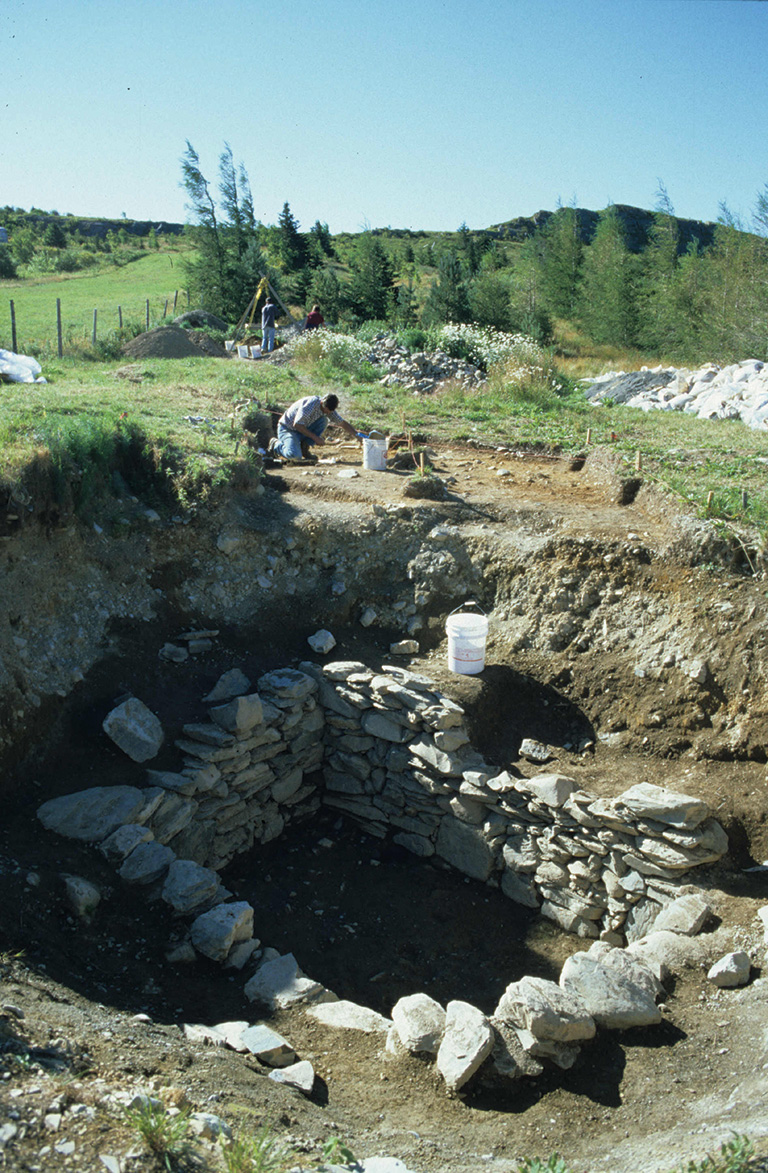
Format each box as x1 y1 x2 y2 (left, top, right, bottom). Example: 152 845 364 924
3 455 768 1172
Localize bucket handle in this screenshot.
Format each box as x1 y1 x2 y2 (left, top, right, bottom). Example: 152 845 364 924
366 429 386 440
448 600 486 617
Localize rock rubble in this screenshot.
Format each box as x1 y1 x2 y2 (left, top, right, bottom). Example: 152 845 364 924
582 360 768 430
364 335 485 396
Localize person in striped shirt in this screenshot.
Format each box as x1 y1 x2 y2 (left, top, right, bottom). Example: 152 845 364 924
271 393 361 461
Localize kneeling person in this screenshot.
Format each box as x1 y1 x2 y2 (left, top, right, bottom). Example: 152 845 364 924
273 393 360 461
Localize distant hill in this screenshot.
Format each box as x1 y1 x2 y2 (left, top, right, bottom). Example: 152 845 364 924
488 204 719 254
0 212 185 240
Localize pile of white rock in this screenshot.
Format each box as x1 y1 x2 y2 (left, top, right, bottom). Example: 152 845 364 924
582 359 768 430
365 334 485 395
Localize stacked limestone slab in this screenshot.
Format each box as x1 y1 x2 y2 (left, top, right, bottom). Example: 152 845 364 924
38 660 727 972
303 659 728 943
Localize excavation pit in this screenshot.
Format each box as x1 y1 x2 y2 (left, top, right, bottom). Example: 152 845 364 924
3 441 768 1172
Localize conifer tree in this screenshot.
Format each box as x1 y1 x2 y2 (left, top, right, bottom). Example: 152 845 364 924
577 205 638 346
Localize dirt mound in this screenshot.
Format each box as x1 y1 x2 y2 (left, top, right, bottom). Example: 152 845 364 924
122 325 201 359
188 329 230 357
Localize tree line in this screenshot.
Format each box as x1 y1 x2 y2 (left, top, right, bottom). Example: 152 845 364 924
181 144 768 364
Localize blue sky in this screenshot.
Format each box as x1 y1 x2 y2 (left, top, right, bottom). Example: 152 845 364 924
2 0 766 234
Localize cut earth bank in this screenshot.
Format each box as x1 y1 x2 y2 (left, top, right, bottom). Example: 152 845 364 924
1 438 768 1173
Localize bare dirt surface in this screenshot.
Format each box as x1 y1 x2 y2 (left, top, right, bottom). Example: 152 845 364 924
2 427 768 1173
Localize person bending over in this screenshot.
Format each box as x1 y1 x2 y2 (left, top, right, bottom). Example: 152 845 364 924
271 393 360 461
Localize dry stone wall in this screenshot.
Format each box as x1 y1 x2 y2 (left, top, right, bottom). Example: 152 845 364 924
38 660 728 958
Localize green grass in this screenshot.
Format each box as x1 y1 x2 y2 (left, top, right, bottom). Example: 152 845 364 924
2 326 768 553
0 248 192 355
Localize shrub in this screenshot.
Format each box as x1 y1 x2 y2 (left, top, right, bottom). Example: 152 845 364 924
221 1125 288 1173
288 328 381 382
124 1099 197 1170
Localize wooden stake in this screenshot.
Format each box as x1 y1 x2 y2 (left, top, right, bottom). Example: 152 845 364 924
635 449 642 472
118 304 123 329
706 490 714 511
420 453 425 474
741 489 749 509
92 308 97 346
56 298 63 358
163 298 168 319
145 299 150 330
10 299 17 353
586 427 592 445
173 289 179 312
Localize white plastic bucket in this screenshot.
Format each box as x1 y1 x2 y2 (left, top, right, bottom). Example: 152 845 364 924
237 345 250 359
362 430 387 471
446 603 488 674
224 340 235 351
249 345 262 359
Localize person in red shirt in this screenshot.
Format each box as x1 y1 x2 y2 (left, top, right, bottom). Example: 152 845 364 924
305 304 325 330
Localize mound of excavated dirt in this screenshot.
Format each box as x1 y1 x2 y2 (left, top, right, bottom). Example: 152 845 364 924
122 325 203 359
188 329 230 357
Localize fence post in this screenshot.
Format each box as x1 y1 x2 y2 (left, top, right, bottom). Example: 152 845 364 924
92 309 97 346
145 299 150 330
57 298 63 358
10 300 17 353
163 298 168 318
173 289 178 312
118 305 123 329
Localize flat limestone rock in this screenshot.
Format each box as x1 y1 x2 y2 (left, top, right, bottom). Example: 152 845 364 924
244 953 330 1009
102 697 164 762
100 823 154 863
162 859 222 915
209 694 264 735
495 975 595 1043
436 1000 494 1091
268 1059 315 1093
391 993 446 1053
708 951 751 988
38 787 147 841
239 1024 296 1067
202 669 252 704
559 952 662 1029
651 894 711 936
435 818 494 882
617 782 710 828
118 841 175 885
190 902 254 962
307 999 391 1033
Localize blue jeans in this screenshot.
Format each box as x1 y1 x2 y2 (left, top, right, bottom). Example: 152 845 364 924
262 326 275 353
275 415 327 459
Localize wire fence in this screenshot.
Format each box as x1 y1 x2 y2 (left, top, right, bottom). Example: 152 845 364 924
4 290 190 356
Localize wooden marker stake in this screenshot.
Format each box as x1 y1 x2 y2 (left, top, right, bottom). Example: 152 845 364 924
586 427 592 445
635 450 642 472
706 491 714 512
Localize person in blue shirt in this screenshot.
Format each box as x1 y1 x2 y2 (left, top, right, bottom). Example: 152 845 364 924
261 298 277 354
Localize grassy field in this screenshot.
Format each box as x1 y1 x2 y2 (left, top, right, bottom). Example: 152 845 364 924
0 248 192 356
2 340 767 560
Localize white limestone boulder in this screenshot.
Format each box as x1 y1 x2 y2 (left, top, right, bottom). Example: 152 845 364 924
268 1059 315 1094
708 951 751 988
190 901 254 962
307 999 391 1033
244 953 332 1009
102 697 164 762
559 951 662 1029
38 787 147 841
651 894 711 936
161 859 223 916
436 1000 494 1091
495 975 595 1043
391 993 446 1054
